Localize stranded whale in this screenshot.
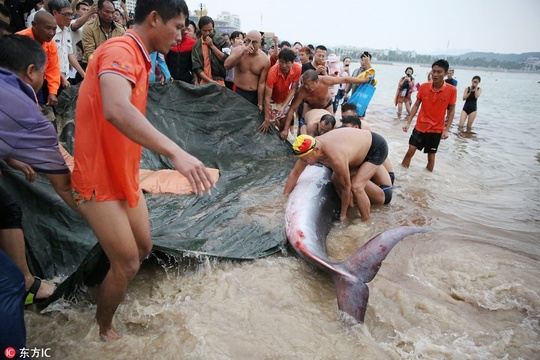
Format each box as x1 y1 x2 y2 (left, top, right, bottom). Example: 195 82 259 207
285 164 427 322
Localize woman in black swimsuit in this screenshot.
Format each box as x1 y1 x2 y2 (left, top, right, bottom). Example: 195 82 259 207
459 76 482 132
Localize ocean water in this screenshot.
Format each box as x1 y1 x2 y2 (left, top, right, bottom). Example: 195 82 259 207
25 64 540 359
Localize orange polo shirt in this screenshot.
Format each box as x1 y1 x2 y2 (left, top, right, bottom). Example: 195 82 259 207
266 62 301 104
71 30 151 207
16 27 60 95
415 81 457 133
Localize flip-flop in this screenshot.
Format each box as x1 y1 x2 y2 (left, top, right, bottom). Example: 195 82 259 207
24 277 43 305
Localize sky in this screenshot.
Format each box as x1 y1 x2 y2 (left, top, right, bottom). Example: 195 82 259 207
186 0 540 55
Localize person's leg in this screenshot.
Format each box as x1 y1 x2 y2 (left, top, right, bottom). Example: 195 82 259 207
0 249 26 357
401 144 417 168
405 100 412 115
0 229 55 300
458 110 467 130
77 196 150 340
466 111 477 132
351 162 379 221
44 173 78 212
426 153 436 172
0 187 54 301
397 102 402 116
364 181 386 205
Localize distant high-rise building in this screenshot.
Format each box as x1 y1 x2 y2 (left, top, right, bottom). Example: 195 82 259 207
124 0 136 17
215 11 241 29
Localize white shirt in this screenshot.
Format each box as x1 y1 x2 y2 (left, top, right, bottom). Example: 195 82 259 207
70 19 83 49
25 8 45 28
53 25 74 78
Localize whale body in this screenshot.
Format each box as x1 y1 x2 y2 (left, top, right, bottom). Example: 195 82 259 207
285 164 427 322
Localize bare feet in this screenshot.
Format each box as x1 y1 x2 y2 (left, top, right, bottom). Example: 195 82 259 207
100 328 122 341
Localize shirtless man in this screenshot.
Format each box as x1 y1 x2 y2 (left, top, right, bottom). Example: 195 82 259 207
300 109 335 136
224 29 270 112
280 69 370 140
284 128 389 221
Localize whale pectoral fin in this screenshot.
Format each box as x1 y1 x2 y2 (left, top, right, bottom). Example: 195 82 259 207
332 275 369 323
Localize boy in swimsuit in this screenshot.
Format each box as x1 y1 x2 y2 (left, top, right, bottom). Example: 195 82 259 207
284 128 389 221
401 59 457 172
71 0 215 340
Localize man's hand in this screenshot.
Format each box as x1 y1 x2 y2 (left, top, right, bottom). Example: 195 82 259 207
5 158 36 182
170 151 215 196
442 129 449 139
61 77 71 88
280 128 289 140
204 35 214 48
402 122 410 132
47 94 58 106
259 120 271 133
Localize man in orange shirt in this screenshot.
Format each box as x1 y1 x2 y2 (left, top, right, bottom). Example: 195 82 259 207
72 0 215 341
260 48 301 133
401 59 457 172
16 11 60 106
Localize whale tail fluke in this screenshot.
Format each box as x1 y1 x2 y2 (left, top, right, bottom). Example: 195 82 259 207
332 226 428 322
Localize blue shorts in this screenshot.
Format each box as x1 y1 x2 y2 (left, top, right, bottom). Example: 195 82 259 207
379 185 393 205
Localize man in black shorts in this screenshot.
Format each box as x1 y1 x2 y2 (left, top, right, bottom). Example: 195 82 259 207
284 128 390 222
402 59 457 171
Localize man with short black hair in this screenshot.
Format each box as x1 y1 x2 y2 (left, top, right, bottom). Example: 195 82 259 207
402 59 457 172
81 0 124 63
72 0 215 340
302 44 327 75
49 0 85 88
261 48 301 133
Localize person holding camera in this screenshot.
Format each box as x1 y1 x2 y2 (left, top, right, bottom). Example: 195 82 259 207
395 66 415 116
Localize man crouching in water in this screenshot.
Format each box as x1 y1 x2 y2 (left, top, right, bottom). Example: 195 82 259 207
284 128 390 221
71 0 215 340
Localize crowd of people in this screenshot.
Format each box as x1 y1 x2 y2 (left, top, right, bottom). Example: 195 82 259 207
0 0 483 351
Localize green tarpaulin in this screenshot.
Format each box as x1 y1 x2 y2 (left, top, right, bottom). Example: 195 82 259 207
0 81 296 305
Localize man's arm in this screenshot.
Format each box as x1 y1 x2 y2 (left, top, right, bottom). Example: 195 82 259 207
284 160 308 195
257 60 270 112
402 98 422 132
82 25 96 63
260 85 273 133
224 45 246 70
278 81 299 117
281 91 304 140
70 3 97 32
45 44 61 105
68 53 85 78
442 104 456 139
322 75 369 87
206 36 227 62
100 73 215 195
330 160 352 221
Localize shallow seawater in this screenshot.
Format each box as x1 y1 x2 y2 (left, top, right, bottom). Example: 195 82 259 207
25 64 540 359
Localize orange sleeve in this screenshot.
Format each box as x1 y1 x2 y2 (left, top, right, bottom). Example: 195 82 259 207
45 42 61 95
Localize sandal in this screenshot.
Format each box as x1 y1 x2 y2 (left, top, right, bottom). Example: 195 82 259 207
24 277 43 305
